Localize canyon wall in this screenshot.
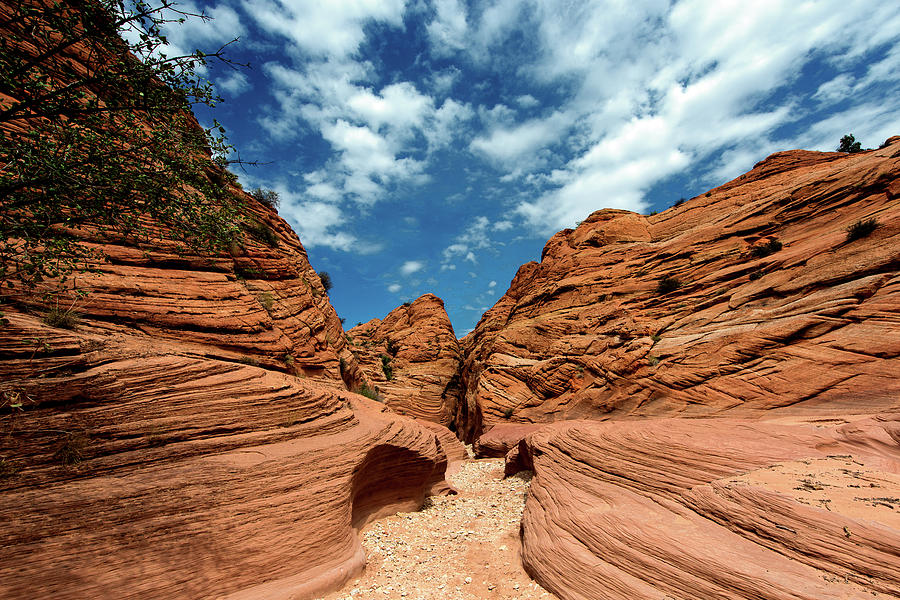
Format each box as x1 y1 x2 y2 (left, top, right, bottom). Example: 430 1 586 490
347 294 464 428
0 3 453 597
511 416 900 599
458 138 900 442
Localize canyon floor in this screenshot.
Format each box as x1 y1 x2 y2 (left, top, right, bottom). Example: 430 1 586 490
318 456 558 600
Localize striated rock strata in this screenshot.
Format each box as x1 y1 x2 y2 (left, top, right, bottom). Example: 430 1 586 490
0 293 453 600
347 294 463 428
460 138 900 441
511 415 900 600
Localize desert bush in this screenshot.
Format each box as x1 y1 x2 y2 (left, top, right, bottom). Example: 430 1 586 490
656 276 682 294
846 218 879 242
245 220 279 247
318 271 333 292
837 134 862 153
750 239 783 258
42 306 80 329
250 187 280 209
258 292 274 312
381 354 394 380
674 197 686 207
502 407 514 419
54 431 89 467
0 458 21 478
357 384 381 401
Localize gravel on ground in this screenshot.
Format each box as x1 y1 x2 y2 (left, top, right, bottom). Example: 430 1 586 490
317 456 558 600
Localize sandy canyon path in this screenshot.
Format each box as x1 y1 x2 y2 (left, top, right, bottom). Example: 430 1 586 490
318 457 558 600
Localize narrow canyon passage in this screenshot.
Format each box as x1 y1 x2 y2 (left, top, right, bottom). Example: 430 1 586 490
318 458 558 600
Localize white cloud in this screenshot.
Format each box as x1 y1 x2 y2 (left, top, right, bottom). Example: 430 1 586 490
470 112 571 168
427 0 468 55
488 280 497 288
242 0 405 59
400 260 424 276
217 71 251 96
499 0 900 233
515 94 540 108
388 283 402 293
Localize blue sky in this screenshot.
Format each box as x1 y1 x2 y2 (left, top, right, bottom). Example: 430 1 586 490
160 0 899 335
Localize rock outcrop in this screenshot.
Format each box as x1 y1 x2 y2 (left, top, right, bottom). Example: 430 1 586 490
511 415 900 600
460 139 900 441
347 294 464 428
0 308 453 599
0 3 451 597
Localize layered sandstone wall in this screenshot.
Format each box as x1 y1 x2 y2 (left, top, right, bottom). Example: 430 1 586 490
347 294 464 428
459 138 900 442
510 415 900 600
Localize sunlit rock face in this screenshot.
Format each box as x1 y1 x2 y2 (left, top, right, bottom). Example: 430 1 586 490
511 416 900 600
348 293 464 428
459 138 900 442
0 4 451 596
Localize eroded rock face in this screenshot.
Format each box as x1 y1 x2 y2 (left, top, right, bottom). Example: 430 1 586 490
0 310 451 599
512 416 900 600
347 294 464 428
0 5 446 595
460 139 900 441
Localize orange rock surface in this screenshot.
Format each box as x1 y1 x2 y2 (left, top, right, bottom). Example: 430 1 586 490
511 415 900 600
0 4 450 596
460 138 900 441
0 308 453 599
347 294 464 428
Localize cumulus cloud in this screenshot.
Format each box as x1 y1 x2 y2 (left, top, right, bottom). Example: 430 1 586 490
427 0 468 56
400 260 424 276
387 283 402 293
241 0 405 59
496 0 900 232
441 216 501 268
217 71 251 96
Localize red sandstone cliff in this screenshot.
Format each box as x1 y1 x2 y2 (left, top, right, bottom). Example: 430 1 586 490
347 294 464 429
0 4 451 597
509 415 900 600
459 138 900 442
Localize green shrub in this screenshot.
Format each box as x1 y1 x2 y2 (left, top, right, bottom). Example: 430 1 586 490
502 407 514 419
244 220 279 247
318 271 333 292
238 356 260 367
385 338 399 356
656 276 682 295
750 239 782 258
250 187 280 209
357 384 381 401
647 355 660 366
837 134 862 153
749 271 763 281
846 218 879 242
380 354 394 380
42 306 79 329
673 197 686 207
